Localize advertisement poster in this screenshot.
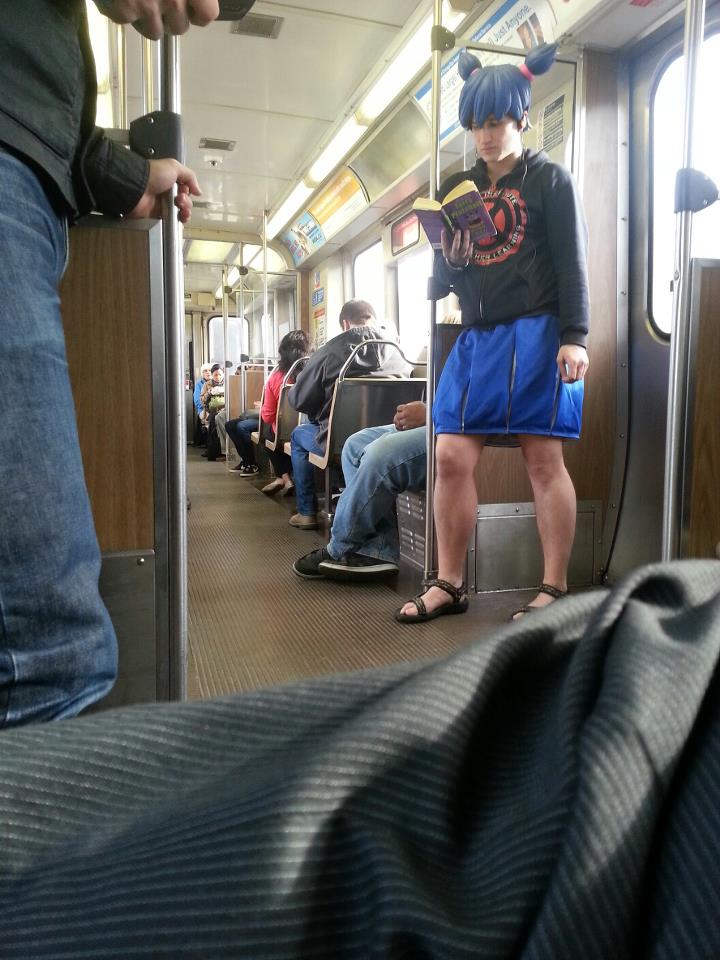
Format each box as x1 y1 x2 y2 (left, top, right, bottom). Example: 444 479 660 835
308 168 368 241
281 211 325 267
310 269 328 346
415 0 558 142
533 79 575 166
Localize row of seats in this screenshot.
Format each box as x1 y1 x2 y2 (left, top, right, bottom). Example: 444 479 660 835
250 350 425 523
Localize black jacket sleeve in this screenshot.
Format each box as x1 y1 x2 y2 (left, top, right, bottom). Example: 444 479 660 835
541 164 590 348
80 129 150 218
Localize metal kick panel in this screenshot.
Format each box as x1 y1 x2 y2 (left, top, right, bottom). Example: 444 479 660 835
398 494 601 592
475 501 601 592
97 550 157 710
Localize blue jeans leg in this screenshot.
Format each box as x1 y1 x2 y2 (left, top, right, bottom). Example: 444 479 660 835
0 151 117 726
226 416 256 465
329 426 427 563
290 423 324 516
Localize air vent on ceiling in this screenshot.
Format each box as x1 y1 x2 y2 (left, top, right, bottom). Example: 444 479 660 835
198 137 236 151
230 13 283 39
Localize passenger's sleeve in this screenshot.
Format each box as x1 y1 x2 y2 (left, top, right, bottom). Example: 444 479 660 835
287 356 326 419
80 128 150 217
542 164 590 349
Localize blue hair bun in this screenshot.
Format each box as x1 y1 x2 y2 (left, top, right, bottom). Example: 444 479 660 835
458 49 482 82
525 42 558 77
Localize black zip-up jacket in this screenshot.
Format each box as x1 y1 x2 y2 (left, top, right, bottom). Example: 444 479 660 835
435 149 589 348
0 1 149 219
288 326 412 448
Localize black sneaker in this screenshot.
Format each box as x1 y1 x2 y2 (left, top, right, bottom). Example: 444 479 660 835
235 464 259 477
293 547 333 579
319 554 399 581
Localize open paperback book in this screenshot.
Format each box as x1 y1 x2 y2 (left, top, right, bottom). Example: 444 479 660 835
413 180 497 248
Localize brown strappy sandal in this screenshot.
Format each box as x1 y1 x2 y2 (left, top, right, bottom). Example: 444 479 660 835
511 582 567 620
395 578 469 624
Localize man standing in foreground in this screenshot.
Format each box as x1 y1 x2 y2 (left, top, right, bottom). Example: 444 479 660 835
0 0 218 726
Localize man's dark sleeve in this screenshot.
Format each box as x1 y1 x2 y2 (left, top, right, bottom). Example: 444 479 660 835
288 353 326 419
542 164 590 348
81 129 150 217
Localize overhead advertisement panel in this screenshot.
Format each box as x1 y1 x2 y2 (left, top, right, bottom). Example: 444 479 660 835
308 168 368 242
280 168 368 267
414 0 598 143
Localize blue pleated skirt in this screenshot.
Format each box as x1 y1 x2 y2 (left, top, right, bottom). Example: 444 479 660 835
433 315 584 441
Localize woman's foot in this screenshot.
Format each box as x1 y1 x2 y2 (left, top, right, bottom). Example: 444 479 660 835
279 480 295 497
262 478 285 495
511 582 567 620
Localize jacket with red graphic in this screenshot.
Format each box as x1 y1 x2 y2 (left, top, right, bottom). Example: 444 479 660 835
434 149 589 348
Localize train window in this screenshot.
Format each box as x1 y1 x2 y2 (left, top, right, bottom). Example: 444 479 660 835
353 241 385 322
397 246 432 362
208 315 243 365
650 32 720 337
391 212 420 256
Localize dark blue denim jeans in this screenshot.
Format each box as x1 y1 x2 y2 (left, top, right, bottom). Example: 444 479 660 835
0 149 117 726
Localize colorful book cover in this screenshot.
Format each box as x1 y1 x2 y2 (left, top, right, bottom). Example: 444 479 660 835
413 180 497 248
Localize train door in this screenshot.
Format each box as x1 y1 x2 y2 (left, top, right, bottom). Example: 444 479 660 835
608 13 720 578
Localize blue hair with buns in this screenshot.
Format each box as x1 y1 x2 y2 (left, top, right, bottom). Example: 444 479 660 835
457 43 558 130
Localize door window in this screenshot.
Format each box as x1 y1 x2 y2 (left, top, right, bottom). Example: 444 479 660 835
650 33 720 336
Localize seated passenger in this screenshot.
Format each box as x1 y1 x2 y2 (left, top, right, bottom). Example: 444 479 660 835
200 363 226 461
192 363 212 446
287 299 411 530
293 401 426 578
260 330 310 496
226 333 310 479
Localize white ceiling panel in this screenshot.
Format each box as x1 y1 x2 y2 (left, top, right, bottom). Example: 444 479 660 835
181 104 330 182
180 24 394 123
121 0 434 289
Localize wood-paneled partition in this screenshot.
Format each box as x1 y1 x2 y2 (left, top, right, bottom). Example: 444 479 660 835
686 261 720 558
60 217 169 709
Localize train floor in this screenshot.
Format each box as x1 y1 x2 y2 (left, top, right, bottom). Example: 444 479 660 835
186 447 536 701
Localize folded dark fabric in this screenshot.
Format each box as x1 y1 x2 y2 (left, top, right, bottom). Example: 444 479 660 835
1 560 719 959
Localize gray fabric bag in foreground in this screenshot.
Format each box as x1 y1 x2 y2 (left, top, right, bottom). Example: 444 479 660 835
1 560 719 958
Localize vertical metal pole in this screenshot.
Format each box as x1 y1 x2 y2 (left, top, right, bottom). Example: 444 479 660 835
239 245 247 412
159 36 187 700
263 210 270 381
222 264 229 461
423 0 444 579
115 24 127 129
661 0 706 561
142 37 154 114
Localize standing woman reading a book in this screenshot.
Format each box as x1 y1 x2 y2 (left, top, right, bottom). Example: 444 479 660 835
397 42 590 623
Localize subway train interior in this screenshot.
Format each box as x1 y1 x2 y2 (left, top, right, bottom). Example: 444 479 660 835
61 0 720 710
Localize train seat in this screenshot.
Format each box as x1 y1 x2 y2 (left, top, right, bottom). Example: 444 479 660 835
309 375 426 523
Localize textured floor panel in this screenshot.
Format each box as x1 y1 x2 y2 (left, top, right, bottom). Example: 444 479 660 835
186 450 528 700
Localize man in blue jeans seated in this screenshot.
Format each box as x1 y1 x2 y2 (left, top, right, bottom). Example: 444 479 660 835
293 401 426 579
288 299 411 530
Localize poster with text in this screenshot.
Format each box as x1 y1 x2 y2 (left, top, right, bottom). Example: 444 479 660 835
415 0 557 143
